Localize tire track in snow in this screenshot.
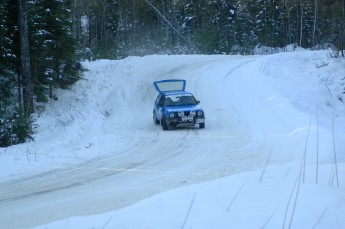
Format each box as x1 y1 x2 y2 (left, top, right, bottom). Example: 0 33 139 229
0 56 269 229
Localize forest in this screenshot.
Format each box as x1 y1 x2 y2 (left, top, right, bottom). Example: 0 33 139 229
1 0 345 146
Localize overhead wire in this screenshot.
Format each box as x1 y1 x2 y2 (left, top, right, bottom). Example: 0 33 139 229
142 0 193 46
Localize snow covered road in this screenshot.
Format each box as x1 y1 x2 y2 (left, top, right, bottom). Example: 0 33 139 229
0 52 344 229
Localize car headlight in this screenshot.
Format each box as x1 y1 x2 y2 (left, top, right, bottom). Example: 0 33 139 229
198 111 203 116
190 110 196 116
169 113 175 118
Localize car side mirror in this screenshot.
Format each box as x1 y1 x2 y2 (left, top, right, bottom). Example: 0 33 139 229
196 100 200 104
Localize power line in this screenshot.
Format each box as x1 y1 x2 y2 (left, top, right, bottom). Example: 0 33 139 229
142 0 193 46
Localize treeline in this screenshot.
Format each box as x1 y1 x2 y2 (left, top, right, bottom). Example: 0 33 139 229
74 0 345 59
1 0 345 146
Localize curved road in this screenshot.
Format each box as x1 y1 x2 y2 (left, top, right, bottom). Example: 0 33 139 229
0 55 304 229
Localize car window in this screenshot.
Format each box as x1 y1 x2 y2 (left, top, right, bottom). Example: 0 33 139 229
165 94 197 106
158 95 165 106
155 94 161 106
164 97 174 106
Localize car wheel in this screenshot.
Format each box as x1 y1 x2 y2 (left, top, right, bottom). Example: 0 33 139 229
153 113 160 125
162 117 169 130
199 123 205 129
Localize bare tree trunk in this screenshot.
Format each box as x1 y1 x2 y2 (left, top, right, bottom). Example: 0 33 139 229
18 0 34 116
338 0 343 56
72 0 77 39
339 0 345 57
299 0 303 47
312 0 317 48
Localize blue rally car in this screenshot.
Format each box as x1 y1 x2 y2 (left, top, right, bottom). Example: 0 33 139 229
153 79 205 130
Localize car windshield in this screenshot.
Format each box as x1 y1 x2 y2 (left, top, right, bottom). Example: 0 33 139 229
164 94 197 106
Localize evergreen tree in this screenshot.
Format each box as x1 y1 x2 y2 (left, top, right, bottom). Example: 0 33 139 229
212 0 237 53
1 0 82 146
234 0 257 54
299 0 315 47
0 0 19 108
0 0 34 147
0 107 34 147
181 0 236 53
30 0 82 102
255 0 281 47
0 1 11 108
69 0 345 54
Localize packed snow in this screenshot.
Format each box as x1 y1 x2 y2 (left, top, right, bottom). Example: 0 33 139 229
0 50 344 229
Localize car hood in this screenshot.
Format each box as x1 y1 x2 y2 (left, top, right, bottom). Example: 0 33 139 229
163 105 203 112
154 79 186 93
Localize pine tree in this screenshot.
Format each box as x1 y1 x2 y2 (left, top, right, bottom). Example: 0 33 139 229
0 0 19 109
255 0 274 47
0 1 11 109
0 0 34 147
30 0 82 102
234 0 257 54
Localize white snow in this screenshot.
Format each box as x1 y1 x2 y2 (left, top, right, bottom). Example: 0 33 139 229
0 50 344 229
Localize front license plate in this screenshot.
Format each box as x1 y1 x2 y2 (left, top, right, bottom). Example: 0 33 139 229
195 118 205 124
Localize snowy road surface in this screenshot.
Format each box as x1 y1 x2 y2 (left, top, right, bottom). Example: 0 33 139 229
0 52 344 229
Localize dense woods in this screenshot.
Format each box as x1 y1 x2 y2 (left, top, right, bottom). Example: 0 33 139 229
1 0 345 146
72 0 345 58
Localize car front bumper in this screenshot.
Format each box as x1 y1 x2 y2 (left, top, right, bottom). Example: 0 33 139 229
166 117 205 126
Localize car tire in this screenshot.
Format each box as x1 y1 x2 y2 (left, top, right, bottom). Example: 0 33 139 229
199 123 205 129
153 113 160 125
162 117 169 130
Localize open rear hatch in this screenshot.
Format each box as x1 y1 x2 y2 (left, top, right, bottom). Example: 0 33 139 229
154 79 186 93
